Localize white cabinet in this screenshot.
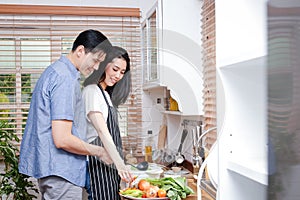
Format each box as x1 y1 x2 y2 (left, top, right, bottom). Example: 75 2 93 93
142 0 204 116
215 0 268 199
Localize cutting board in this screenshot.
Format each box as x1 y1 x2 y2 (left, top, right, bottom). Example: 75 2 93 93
157 124 167 149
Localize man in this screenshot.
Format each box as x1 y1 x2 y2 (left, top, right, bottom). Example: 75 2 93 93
19 29 113 200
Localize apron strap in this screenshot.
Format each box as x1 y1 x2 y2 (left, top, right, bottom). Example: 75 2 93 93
97 84 110 107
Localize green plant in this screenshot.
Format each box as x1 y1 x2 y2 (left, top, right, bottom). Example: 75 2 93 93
0 120 38 199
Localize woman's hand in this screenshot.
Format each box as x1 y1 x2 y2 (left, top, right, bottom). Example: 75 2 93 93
117 164 133 183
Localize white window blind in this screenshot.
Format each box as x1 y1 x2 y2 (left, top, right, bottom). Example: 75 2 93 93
0 11 142 142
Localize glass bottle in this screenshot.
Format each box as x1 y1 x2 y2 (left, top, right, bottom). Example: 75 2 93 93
144 130 153 162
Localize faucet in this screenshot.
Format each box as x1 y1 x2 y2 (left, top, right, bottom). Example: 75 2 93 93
192 125 217 168
196 126 217 146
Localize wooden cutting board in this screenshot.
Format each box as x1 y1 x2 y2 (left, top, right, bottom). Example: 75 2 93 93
157 124 167 149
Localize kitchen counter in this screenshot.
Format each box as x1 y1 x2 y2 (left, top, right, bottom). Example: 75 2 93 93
185 179 197 200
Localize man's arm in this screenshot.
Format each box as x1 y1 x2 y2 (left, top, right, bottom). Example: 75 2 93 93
52 120 113 164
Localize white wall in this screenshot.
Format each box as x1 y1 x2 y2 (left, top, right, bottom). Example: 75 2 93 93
216 0 267 66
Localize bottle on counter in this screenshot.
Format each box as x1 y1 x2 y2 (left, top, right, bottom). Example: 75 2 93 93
144 130 153 162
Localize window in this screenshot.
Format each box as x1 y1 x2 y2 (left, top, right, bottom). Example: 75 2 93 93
142 9 158 84
148 11 158 81
142 23 148 83
0 6 142 143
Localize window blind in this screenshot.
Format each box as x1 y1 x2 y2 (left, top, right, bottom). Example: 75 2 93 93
201 0 217 149
0 9 142 143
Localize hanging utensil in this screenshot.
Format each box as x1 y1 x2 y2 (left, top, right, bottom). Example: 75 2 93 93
175 127 188 164
192 127 202 167
197 125 205 158
163 150 175 164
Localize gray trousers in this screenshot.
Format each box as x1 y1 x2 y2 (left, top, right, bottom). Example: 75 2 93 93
38 176 82 200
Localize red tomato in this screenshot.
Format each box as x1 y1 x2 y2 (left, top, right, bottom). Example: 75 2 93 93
145 187 157 198
138 179 151 191
157 189 167 197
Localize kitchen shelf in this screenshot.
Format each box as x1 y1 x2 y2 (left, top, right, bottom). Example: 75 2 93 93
227 159 268 185
142 82 164 91
163 110 182 115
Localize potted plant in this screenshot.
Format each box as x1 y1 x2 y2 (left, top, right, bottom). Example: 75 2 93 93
0 120 38 199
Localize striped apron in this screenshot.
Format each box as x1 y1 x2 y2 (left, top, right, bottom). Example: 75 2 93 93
87 86 123 200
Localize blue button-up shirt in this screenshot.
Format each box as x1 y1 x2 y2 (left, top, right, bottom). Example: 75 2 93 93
19 56 86 187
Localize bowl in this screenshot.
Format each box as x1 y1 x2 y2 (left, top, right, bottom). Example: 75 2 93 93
171 166 182 173
145 168 163 178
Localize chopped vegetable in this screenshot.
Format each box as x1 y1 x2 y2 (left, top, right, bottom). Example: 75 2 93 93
119 188 143 198
157 189 167 197
120 176 194 199
145 186 157 198
138 179 151 191
145 177 194 200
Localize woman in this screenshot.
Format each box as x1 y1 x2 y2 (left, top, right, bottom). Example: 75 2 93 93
82 46 133 200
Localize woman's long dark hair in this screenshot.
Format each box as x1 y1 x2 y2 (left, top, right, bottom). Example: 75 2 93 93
83 46 131 108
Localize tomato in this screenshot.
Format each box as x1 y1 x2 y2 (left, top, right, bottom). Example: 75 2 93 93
157 189 167 197
142 192 147 198
150 185 159 193
138 179 151 191
145 187 157 198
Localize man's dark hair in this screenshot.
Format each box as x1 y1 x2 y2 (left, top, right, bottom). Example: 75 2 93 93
72 29 112 54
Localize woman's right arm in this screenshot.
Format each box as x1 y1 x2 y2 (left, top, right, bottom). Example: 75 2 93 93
87 111 133 182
